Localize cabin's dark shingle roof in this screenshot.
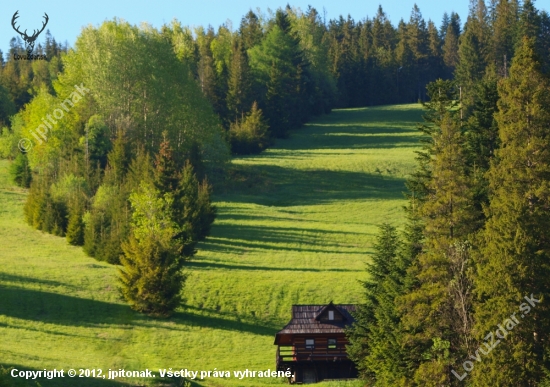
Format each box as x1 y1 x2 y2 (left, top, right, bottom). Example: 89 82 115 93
276 304 356 335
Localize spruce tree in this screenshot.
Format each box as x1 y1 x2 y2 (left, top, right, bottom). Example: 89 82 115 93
9 152 32 188
226 39 253 123
178 161 201 257
491 0 519 74
471 36 550 387
66 194 85 246
443 24 460 71
196 178 216 241
455 26 486 113
154 134 179 194
347 224 413 386
401 112 476 385
464 66 500 224
229 101 270 154
119 183 186 316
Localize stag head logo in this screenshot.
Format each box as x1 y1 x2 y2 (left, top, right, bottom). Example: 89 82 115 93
11 11 49 55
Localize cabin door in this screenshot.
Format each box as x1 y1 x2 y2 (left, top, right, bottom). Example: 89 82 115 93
303 369 316 383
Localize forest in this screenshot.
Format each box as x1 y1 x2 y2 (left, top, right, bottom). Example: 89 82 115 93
0 0 550 385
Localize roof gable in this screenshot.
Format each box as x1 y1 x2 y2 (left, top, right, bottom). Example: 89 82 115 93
314 301 347 322
274 303 356 344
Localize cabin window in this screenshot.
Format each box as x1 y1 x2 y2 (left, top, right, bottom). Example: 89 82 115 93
328 310 334 320
328 338 337 349
305 339 315 349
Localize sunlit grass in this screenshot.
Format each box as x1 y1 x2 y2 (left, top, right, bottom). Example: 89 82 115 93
0 104 424 386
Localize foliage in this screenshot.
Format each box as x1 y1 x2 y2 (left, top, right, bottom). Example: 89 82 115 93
119 182 187 316
9 153 31 188
471 36 550 386
229 102 271 154
347 224 413 386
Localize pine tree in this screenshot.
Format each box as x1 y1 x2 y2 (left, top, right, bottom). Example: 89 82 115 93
196 178 216 241
226 38 253 123
229 101 270 154
400 87 477 384
154 134 179 194
491 0 519 75
443 24 460 71
119 183 186 316
464 65 500 224
9 152 32 188
66 194 85 246
455 25 486 112
347 224 414 386
471 36 550 387
239 11 263 51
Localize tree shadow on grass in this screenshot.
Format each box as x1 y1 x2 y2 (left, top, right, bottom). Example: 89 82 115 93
200 223 365 255
151 306 279 337
280 132 421 151
0 285 275 337
0 273 79 290
186 261 359 273
222 164 407 207
214 213 370 233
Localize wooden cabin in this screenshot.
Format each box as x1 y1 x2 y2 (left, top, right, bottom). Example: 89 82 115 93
274 302 358 384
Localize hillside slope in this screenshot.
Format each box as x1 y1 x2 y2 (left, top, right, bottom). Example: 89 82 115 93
0 104 423 387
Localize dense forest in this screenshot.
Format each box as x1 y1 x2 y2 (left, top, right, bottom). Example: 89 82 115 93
1 0 550 383
346 1 550 386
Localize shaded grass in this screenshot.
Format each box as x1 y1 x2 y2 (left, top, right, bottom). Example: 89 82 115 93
0 104 424 386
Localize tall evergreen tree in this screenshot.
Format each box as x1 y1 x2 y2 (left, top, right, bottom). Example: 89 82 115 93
471 36 550 387
347 224 413 386
119 182 186 316
491 0 520 75
239 10 264 51
9 152 32 188
226 38 253 123
401 112 476 385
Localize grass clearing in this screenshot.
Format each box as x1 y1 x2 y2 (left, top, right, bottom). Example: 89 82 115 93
0 104 423 386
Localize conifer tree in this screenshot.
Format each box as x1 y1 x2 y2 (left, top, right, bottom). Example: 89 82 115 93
443 24 460 71
229 101 270 154
66 194 85 246
226 39 253 123
471 36 550 387
347 224 414 386
491 0 519 73
177 161 201 256
401 112 476 385
196 178 216 242
105 129 129 186
239 11 263 51
154 134 180 194
455 26 486 112
9 152 32 188
464 66 500 222
119 183 186 316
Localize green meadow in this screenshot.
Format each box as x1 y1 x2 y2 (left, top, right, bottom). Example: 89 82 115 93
0 104 423 386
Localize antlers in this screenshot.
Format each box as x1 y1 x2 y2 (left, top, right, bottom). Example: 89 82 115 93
11 11 49 49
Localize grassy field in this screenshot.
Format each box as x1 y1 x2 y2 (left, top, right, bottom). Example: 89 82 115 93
0 104 423 386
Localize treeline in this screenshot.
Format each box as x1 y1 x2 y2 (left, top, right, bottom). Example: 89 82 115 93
159 4 466 153
0 33 66 129
0 22 227 315
347 1 550 386
1 4 521 157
